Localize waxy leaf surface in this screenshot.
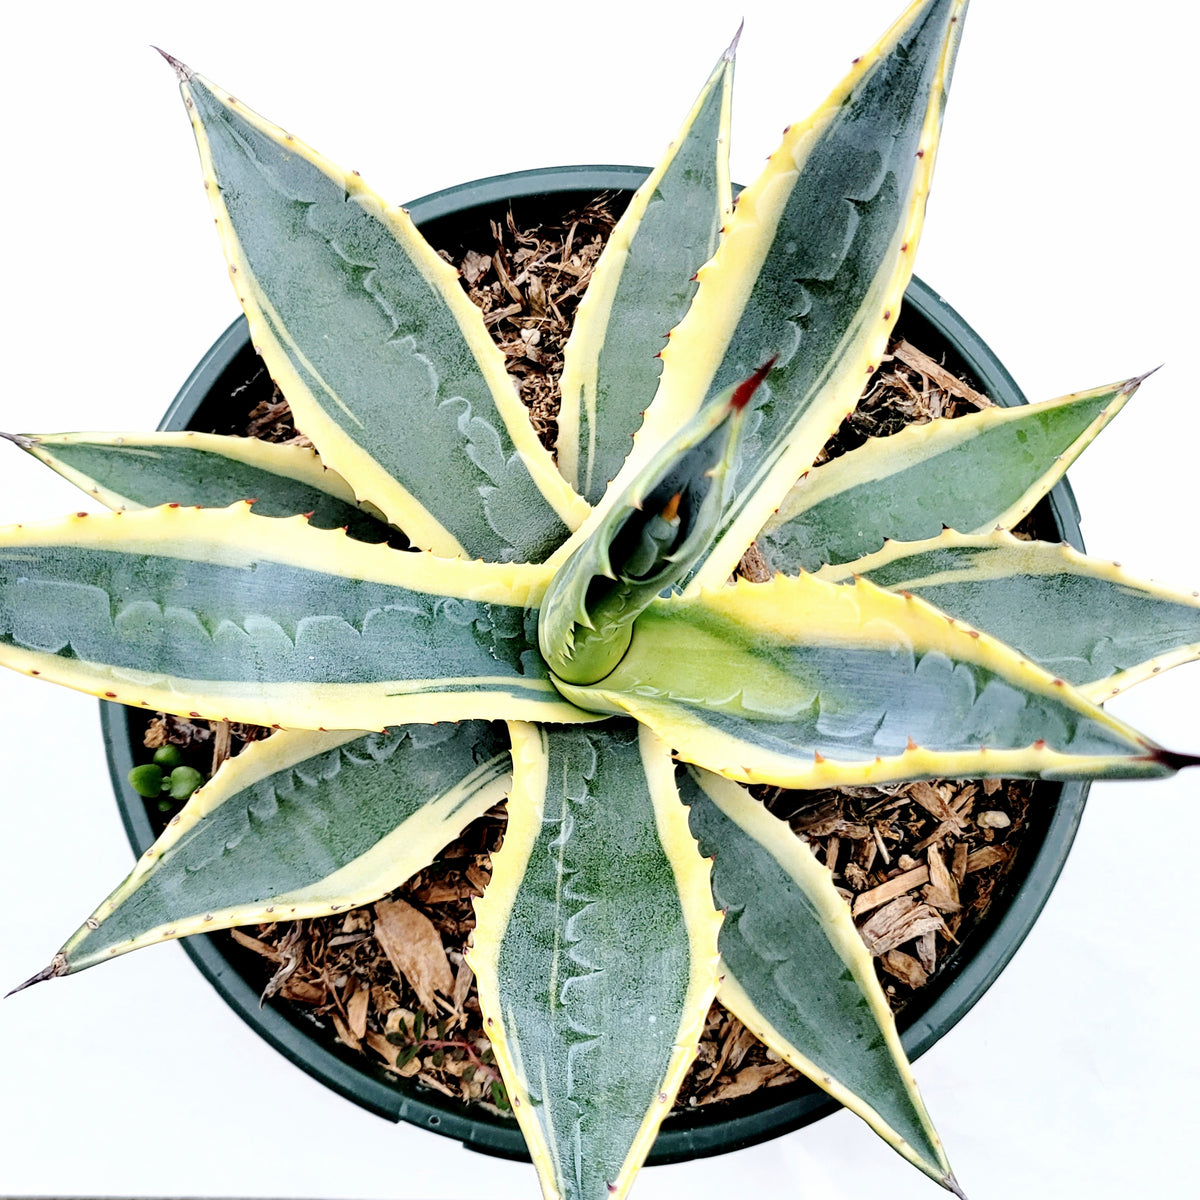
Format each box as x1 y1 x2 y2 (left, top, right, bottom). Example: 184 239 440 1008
681 766 955 1190
470 722 721 1200
181 71 587 562
563 0 967 592
556 574 1169 788
16 431 393 543
57 722 510 972
824 531 1200 700
556 46 732 503
762 379 1134 572
0 505 591 729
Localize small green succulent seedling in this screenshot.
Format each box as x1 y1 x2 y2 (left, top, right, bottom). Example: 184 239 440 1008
127 746 204 805
3 2 1200 1198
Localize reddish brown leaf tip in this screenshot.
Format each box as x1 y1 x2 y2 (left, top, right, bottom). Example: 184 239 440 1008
1152 748 1200 773
730 357 778 411
5 954 68 998
152 47 193 81
723 19 745 61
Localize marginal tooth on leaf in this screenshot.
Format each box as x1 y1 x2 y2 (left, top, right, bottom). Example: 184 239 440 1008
906 737 918 752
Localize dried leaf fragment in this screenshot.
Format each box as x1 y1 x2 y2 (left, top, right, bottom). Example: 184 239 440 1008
374 898 454 1015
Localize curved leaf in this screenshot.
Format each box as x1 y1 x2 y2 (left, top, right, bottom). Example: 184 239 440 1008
680 766 957 1193
556 0 969 590
761 377 1137 572
177 65 588 562
554 573 1177 788
46 722 510 974
0 504 595 729
470 722 721 1200
540 373 758 685
821 530 1200 701
12 431 393 543
557 39 733 502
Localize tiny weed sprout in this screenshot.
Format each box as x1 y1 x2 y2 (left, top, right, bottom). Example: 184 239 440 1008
1 2 1198 1198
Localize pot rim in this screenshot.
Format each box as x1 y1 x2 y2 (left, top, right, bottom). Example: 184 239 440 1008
100 163 1089 1166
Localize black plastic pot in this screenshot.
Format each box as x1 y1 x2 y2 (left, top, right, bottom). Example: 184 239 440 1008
100 165 1089 1165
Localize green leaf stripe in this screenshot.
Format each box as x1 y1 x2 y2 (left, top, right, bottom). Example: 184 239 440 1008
470 722 721 1200
762 379 1136 573
55 722 510 973
680 766 955 1190
823 530 1200 701
183 72 586 563
17 432 394 543
557 43 732 503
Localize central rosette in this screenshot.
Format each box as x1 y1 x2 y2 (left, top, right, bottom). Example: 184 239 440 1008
539 364 772 692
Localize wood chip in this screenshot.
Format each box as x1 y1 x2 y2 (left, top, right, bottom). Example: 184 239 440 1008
702 1062 793 1104
927 845 960 906
922 883 962 914
347 982 369 1041
228 927 282 962
411 880 472 904
892 339 992 408
279 977 325 1005
916 930 938 974
460 250 491 285
210 719 233 774
852 864 930 917
858 896 945 955
951 842 969 884
374 898 455 1015
966 845 1009 872
908 780 966 829
451 958 475 1015
331 1011 360 1052
737 542 772 583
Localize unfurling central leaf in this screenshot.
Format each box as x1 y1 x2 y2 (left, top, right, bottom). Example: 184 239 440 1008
538 364 772 687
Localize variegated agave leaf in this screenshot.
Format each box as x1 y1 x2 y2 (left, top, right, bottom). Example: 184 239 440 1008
760 375 1139 573
681 766 959 1194
169 56 588 563
555 36 734 504
556 573 1178 789
5 430 394 542
470 723 721 1200
820 530 1200 701
26 722 509 981
0 504 591 729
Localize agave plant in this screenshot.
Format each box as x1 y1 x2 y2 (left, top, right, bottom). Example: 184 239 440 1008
2 1 1199 1197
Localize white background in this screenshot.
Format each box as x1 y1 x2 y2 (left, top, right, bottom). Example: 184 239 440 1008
1 1 1196 1197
